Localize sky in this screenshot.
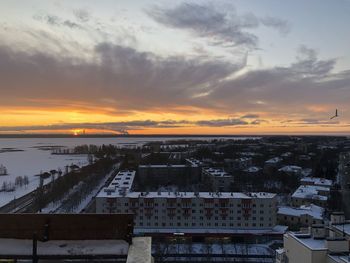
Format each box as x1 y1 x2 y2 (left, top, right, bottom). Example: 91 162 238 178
0 0 349 135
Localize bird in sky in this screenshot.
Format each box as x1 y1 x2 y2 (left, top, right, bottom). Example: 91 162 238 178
330 109 338 120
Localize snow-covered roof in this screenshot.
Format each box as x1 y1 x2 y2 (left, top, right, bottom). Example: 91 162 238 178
0 239 129 256
265 157 282 164
333 223 350 236
203 167 231 177
300 177 333 187
278 165 302 173
278 204 324 220
244 166 261 173
135 225 287 235
234 157 252 162
289 233 327 250
98 189 276 199
301 168 312 177
292 185 329 201
97 170 135 197
185 158 203 167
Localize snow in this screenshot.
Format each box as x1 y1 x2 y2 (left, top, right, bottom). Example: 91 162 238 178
278 204 324 220
127 237 152 263
203 167 231 177
292 185 329 201
265 157 282 164
289 233 327 250
278 165 302 174
135 225 287 235
0 238 129 256
333 223 350 236
244 166 261 173
301 168 313 177
301 177 333 187
43 163 122 213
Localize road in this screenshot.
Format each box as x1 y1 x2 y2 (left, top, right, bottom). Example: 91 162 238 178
0 190 35 213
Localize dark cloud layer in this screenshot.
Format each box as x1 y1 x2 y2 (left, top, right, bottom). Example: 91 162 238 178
147 2 290 49
0 41 349 122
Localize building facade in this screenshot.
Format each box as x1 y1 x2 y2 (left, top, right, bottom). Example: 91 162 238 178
96 170 278 234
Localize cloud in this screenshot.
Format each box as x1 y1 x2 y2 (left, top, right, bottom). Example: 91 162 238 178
291 45 336 77
260 16 291 35
33 13 83 29
241 114 260 119
196 118 248 127
147 2 290 49
0 40 349 126
0 118 250 134
73 8 91 23
0 43 244 113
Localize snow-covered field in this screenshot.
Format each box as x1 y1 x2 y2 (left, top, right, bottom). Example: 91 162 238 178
0 139 91 207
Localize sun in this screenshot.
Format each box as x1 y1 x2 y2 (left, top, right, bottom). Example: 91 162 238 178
71 129 85 136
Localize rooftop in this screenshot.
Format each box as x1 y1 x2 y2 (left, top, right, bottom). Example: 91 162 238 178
301 177 333 187
0 239 129 258
289 233 327 250
278 204 324 220
98 189 276 199
292 185 329 201
265 157 282 164
203 167 231 177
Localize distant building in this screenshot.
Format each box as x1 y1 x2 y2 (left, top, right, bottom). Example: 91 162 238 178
138 160 202 185
291 185 330 207
244 166 262 174
278 204 324 227
278 165 302 176
202 167 234 191
225 157 252 170
301 177 333 188
0 164 7 176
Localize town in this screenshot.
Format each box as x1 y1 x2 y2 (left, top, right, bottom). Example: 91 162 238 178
1 135 349 262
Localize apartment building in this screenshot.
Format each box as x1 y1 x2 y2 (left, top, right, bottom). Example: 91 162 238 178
96 170 279 235
138 159 202 185
202 167 234 191
300 177 333 188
